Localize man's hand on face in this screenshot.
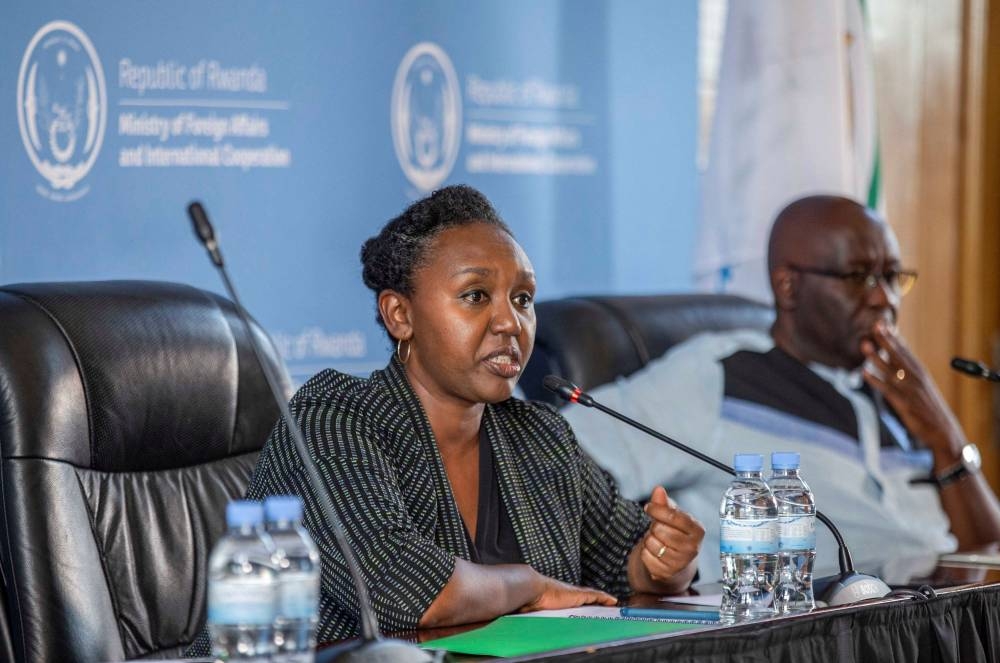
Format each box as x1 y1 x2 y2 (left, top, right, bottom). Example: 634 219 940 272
860 321 965 465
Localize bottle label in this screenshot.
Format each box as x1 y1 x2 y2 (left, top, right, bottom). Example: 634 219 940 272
278 571 320 620
720 518 779 554
208 576 276 625
778 514 816 550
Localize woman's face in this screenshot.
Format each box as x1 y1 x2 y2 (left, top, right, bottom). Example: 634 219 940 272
403 222 536 407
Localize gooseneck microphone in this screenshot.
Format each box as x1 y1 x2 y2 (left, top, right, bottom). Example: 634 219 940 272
544 375 892 606
187 202 431 663
951 357 1000 383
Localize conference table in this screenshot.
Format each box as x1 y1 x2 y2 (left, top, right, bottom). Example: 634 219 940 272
319 558 1000 662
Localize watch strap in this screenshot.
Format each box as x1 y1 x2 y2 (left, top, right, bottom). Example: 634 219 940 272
934 462 971 487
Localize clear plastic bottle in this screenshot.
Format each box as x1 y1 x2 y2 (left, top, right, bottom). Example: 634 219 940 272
265 495 321 663
768 451 816 614
719 453 779 623
208 500 278 662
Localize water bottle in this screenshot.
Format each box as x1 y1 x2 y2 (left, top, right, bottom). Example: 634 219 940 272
208 500 278 662
768 451 816 614
719 453 779 623
266 495 321 663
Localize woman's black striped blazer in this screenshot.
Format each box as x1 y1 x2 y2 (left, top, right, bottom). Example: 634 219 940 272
222 356 649 643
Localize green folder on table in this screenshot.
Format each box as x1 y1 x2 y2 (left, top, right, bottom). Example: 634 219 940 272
421 615 709 657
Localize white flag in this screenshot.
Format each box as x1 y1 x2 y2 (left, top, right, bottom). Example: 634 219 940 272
695 0 879 302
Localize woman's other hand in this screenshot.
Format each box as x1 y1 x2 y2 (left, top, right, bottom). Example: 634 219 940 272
520 575 617 613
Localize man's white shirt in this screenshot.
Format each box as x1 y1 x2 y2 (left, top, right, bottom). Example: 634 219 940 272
562 329 955 582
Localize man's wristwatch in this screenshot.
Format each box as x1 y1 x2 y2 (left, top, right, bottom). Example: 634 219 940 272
934 442 983 487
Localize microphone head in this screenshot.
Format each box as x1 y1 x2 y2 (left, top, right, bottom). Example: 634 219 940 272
542 374 574 394
542 375 594 406
951 356 990 378
187 201 224 267
187 201 215 245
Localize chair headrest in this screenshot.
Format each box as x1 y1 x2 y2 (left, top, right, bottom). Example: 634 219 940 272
521 293 774 403
0 280 287 471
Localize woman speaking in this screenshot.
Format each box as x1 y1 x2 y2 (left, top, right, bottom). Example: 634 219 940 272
243 185 703 640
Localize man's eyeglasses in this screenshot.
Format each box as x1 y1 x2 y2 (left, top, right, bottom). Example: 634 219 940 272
786 264 918 296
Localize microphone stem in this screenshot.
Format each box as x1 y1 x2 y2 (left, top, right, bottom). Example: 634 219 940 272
589 400 854 575
590 401 736 476
815 511 853 575
216 266 382 642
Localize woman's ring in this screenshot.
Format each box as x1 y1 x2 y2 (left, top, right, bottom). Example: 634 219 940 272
656 545 667 559
895 368 906 382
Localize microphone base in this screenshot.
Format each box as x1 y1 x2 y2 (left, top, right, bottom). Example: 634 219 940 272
318 637 434 663
817 572 892 606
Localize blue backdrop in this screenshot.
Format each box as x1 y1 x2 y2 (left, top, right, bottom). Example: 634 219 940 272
2 1 698 382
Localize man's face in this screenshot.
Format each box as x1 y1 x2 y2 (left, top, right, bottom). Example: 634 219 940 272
787 214 902 369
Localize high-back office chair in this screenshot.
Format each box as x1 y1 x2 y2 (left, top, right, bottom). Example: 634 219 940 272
0 281 290 662
520 293 774 404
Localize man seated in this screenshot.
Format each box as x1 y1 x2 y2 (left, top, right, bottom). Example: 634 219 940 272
564 195 1000 580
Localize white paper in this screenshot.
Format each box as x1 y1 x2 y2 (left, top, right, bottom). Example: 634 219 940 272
509 606 624 619
939 553 1000 567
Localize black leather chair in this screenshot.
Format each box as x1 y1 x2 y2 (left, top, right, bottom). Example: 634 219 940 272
520 293 774 405
0 281 290 662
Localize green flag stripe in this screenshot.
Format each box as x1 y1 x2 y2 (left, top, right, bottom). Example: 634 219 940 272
858 0 881 208
867 139 881 208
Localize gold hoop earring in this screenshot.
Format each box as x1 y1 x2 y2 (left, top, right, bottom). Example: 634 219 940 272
396 338 411 364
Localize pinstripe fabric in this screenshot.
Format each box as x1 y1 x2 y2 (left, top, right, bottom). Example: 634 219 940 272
195 356 649 647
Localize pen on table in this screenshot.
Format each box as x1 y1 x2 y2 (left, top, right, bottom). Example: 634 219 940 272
619 607 720 621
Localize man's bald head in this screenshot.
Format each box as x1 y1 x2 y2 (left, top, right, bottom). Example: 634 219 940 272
768 195 883 273
767 194 902 369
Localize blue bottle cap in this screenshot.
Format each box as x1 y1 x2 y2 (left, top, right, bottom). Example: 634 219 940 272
226 500 264 528
733 453 764 472
771 451 800 470
265 495 303 523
